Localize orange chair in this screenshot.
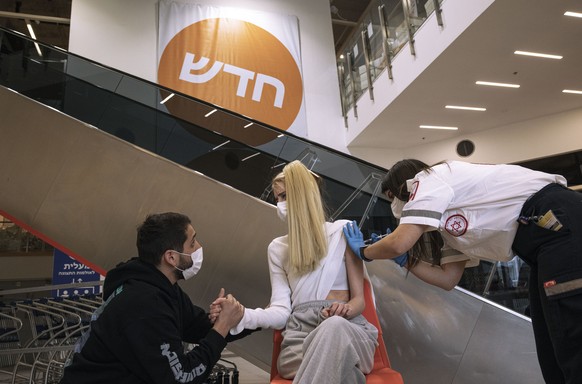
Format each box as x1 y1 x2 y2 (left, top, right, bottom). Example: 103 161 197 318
270 279 404 383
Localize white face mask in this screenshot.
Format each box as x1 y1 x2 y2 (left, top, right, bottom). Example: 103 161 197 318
391 198 407 219
276 201 287 222
174 248 203 280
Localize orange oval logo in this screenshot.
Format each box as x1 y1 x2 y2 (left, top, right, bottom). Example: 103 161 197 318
158 18 303 131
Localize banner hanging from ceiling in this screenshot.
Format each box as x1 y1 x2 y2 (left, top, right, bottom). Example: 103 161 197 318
158 1 306 137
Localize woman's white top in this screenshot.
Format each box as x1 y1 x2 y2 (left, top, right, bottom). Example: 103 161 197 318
398 161 566 266
230 220 349 334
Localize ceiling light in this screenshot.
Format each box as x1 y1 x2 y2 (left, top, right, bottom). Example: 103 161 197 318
445 105 486 111
242 152 260 161
564 11 582 18
25 20 43 57
563 89 582 95
159 93 174 104
476 81 520 88
514 50 562 60
204 109 217 117
212 140 230 150
419 125 458 130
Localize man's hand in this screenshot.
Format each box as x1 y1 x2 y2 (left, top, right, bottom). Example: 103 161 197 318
208 288 225 324
342 220 368 261
212 293 244 338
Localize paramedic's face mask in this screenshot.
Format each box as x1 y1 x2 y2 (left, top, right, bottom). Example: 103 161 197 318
390 198 406 219
173 248 203 280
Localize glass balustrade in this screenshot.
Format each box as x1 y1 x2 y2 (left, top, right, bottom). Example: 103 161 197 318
337 0 444 115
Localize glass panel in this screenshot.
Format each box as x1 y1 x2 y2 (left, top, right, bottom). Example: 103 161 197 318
382 0 408 57
363 12 386 81
406 0 429 31
344 32 367 100
458 258 530 316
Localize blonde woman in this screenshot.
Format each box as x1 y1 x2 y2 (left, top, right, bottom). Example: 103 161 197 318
223 160 378 383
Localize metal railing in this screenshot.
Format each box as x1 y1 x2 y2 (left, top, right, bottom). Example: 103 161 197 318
337 0 444 120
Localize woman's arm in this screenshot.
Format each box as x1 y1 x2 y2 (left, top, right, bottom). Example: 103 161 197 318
324 246 365 319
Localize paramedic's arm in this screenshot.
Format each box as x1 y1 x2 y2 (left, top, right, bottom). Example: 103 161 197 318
364 223 466 290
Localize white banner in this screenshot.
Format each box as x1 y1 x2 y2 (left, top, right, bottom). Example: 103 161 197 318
158 1 307 138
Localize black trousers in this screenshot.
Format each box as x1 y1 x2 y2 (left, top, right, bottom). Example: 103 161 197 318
513 183 582 384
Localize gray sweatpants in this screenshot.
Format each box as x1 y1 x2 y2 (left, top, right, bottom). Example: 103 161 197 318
278 300 379 384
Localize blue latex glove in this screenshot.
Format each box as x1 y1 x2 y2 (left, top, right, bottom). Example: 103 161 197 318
342 220 369 261
369 232 382 244
368 227 392 244
368 227 409 267
392 252 409 268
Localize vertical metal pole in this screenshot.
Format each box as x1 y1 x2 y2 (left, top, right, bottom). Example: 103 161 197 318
337 60 349 128
346 52 358 119
361 29 374 101
378 4 393 80
401 0 416 56
432 0 443 26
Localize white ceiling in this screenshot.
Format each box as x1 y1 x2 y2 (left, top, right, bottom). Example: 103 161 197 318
349 0 582 149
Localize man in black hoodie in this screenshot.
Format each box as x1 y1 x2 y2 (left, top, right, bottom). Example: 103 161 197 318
60 212 245 384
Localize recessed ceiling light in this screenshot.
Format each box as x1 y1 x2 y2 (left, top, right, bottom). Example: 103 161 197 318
476 81 520 88
242 152 260 162
25 20 43 57
445 105 486 111
563 89 582 95
564 11 582 18
419 125 458 130
160 93 175 104
204 109 217 117
212 140 230 151
514 50 562 60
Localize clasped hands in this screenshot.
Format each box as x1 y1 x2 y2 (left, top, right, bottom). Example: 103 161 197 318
208 288 244 336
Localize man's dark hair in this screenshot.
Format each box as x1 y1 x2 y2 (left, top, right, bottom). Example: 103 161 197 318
136 212 191 265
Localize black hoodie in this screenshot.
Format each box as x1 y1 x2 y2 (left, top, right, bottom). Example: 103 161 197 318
60 258 229 384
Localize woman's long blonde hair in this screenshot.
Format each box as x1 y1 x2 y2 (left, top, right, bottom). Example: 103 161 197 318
274 161 327 275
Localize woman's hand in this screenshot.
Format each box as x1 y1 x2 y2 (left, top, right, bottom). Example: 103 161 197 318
321 302 354 318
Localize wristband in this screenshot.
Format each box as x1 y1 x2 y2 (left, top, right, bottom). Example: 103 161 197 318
360 246 373 262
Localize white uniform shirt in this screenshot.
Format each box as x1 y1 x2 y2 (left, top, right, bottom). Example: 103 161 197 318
398 161 566 265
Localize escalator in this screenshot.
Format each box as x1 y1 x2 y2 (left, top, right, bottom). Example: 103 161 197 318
0 27 544 383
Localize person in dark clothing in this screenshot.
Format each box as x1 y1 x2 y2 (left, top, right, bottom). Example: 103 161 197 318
60 212 245 384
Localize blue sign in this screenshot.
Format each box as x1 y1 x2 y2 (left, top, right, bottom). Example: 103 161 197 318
52 249 102 297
